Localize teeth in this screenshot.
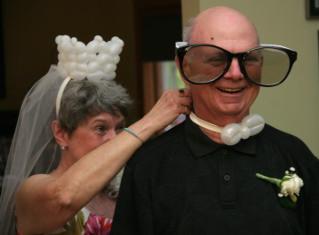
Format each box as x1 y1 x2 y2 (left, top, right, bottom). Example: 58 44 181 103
219 87 243 93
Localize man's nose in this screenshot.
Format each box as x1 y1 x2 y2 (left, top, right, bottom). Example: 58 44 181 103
223 57 244 80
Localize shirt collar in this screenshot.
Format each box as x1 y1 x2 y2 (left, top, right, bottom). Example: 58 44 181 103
184 116 257 158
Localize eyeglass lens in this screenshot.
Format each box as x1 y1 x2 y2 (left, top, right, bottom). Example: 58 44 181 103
182 46 291 86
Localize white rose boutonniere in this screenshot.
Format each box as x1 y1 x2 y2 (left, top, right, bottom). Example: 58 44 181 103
256 167 304 208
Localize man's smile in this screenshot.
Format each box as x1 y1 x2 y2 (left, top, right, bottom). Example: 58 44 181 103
217 86 245 93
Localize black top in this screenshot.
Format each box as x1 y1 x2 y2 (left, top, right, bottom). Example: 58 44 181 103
111 117 319 235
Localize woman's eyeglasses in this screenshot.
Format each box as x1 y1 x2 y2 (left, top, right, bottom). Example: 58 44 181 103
175 42 297 87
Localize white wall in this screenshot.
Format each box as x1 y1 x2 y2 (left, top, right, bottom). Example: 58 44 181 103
182 0 319 156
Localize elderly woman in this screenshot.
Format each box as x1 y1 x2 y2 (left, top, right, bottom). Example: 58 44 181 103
0 35 191 235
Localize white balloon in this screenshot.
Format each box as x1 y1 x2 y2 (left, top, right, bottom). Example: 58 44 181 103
221 123 241 146
88 71 104 80
55 36 62 44
71 37 78 44
87 41 99 53
86 53 96 62
70 71 86 80
57 44 62 52
55 34 124 81
64 62 77 72
77 63 87 72
77 52 88 62
104 72 116 80
241 114 265 136
75 41 86 53
87 62 99 72
113 55 120 64
58 53 67 63
104 63 116 73
99 41 108 49
94 35 103 42
62 35 70 42
67 53 77 61
240 126 250 139
111 36 124 47
61 41 73 53
96 54 111 64
109 45 122 55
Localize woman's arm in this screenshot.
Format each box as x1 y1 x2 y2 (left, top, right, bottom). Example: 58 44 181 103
15 89 191 234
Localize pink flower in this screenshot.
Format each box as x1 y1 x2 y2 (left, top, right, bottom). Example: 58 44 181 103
84 214 113 235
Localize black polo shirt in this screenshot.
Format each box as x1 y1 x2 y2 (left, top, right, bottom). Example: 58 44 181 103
111 117 319 235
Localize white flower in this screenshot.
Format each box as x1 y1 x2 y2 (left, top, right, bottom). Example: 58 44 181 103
279 172 304 203
281 174 303 196
256 167 304 208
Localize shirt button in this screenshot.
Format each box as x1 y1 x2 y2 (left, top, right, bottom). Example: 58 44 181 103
222 149 228 155
223 174 231 182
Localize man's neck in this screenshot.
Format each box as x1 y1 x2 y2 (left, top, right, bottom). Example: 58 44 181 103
192 106 249 127
189 112 224 143
189 112 265 145
202 128 224 143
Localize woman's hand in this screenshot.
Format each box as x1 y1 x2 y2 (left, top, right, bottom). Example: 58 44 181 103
141 89 192 133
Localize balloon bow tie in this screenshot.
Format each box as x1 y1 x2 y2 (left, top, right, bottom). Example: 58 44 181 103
189 112 265 145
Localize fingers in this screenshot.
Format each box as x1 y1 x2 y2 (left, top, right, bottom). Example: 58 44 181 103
178 89 192 114
179 96 191 108
182 104 191 115
148 89 188 118
141 89 192 132
179 88 191 97
178 103 191 115
161 89 192 115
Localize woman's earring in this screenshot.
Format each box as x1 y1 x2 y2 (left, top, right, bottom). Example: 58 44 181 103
60 145 67 151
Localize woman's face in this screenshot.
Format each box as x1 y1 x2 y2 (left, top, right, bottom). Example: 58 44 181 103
65 112 125 162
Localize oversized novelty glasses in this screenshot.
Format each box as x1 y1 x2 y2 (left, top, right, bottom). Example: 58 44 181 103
175 42 297 87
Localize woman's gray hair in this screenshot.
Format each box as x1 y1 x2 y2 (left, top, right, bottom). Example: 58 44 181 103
58 78 132 134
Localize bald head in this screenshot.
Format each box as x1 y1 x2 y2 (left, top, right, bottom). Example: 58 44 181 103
179 6 261 125
185 6 259 51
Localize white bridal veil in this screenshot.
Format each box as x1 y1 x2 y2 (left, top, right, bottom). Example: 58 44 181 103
0 66 63 234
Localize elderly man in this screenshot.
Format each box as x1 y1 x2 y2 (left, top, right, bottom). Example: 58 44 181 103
111 6 319 235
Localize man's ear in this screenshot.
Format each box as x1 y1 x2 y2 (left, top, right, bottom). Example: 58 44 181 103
175 56 190 90
51 120 68 147
175 56 181 73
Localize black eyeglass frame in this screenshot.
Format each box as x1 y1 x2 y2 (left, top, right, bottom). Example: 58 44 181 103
175 42 298 87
